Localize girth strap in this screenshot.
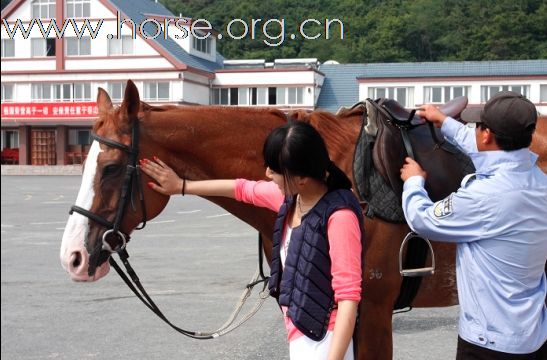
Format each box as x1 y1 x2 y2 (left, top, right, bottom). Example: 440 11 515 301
400 130 415 159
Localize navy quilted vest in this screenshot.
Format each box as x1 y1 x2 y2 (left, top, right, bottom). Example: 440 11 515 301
268 189 364 341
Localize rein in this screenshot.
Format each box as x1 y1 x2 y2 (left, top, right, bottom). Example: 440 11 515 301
110 237 270 339
68 116 270 339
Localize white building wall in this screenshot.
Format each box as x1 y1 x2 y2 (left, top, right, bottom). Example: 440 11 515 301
182 81 210 104
1 0 170 71
214 70 316 86
5 0 31 19
64 57 173 70
180 72 210 104
213 70 321 107
359 78 547 114
3 59 56 71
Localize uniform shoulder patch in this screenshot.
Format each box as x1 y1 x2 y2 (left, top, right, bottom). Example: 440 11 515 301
433 194 453 218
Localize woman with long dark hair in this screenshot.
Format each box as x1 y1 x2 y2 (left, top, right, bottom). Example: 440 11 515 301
141 121 363 360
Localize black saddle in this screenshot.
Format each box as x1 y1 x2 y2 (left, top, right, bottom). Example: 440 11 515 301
370 96 473 202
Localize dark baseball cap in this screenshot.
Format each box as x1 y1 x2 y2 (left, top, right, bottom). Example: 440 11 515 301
461 91 537 137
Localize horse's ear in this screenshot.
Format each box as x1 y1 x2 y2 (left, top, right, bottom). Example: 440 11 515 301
121 80 140 120
97 87 112 113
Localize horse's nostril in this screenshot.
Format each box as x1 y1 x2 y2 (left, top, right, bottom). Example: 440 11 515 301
71 251 82 269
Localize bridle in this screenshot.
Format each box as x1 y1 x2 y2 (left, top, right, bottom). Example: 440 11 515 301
67 115 269 339
69 117 147 254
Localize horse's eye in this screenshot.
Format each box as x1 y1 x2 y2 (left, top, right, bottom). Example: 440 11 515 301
102 164 122 178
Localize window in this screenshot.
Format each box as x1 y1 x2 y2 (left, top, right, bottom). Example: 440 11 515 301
540 85 547 103
192 36 211 54
1 130 19 150
65 37 91 56
276 87 286 105
31 83 88 101
238 88 248 105
272 87 305 105
288 88 304 105
256 88 267 105
229 88 238 105
213 87 270 106
1 39 15 58
268 87 276 105
368 87 414 107
52 83 73 101
32 0 56 19
73 83 91 101
31 38 55 57
107 82 126 102
219 88 229 104
66 0 90 18
212 88 236 105
31 84 51 101
108 35 134 55
1 84 14 101
481 85 529 102
143 82 169 101
68 129 91 145
424 86 469 103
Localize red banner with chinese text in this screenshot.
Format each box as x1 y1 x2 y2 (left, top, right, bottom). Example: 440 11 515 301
1 102 98 119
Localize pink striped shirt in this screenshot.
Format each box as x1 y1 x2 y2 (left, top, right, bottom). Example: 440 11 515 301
234 179 362 341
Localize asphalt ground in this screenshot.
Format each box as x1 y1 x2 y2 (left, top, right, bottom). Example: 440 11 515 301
1 175 459 360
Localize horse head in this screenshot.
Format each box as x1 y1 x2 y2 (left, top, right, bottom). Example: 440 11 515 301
60 80 169 281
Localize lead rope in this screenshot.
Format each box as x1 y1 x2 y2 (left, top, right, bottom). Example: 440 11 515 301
109 234 270 339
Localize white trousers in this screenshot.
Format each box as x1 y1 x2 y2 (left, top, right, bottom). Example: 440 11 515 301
289 331 354 360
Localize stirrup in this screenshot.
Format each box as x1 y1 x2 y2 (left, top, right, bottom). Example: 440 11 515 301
398 232 435 277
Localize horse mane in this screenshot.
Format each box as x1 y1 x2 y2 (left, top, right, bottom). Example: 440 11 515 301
287 108 363 160
93 99 363 158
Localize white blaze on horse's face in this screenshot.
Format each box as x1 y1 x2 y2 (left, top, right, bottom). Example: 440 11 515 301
60 141 110 281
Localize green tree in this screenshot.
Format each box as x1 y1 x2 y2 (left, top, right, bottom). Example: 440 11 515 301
158 0 546 63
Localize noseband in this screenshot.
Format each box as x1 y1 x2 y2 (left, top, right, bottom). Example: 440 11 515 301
69 117 147 254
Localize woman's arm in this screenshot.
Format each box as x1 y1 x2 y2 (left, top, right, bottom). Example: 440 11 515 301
327 209 362 359
328 300 359 360
140 157 236 198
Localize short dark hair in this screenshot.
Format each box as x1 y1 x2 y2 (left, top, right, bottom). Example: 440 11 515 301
262 121 352 191
478 122 534 151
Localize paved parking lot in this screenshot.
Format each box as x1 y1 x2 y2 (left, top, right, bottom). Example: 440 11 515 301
1 175 458 359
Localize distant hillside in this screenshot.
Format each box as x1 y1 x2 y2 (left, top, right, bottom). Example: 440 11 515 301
160 0 547 62
2 0 544 63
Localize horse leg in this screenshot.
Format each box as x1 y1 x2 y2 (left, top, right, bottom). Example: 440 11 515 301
355 219 408 360
355 298 396 360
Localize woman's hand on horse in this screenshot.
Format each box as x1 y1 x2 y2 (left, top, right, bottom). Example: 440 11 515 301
400 157 427 182
140 157 184 196
416 104 447 128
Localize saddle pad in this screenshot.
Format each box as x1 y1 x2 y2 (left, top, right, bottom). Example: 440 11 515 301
353 106 406 223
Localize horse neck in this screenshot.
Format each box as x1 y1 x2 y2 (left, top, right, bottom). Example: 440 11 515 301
140 106 287 180
306 110 363 178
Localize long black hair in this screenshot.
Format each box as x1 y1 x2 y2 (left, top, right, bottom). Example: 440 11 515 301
262 121 352 191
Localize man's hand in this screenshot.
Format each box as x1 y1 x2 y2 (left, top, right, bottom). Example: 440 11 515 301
416 104 447 128
400 157 427 182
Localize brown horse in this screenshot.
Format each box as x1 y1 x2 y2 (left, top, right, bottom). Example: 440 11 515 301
60 80 547 359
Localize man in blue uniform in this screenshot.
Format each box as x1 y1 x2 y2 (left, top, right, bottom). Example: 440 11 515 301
400 91 547 359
